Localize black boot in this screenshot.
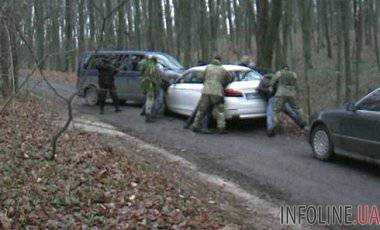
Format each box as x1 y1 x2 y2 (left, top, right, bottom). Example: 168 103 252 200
267 129 275 137
183 119 192 129
145 114 154 123
216 128 228 135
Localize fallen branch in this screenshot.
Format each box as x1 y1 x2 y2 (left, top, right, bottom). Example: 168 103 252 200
48 92 78 161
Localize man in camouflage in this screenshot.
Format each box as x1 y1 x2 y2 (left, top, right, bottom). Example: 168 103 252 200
267 66 307 137
190 56 233 134
91 57 121 114
139 56 163 122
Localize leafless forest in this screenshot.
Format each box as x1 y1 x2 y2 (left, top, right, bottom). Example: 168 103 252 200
1 0 380 117
0 0 380 228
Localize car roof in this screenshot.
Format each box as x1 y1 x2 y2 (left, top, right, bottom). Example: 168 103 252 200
83 50 172 57
185 65 251 73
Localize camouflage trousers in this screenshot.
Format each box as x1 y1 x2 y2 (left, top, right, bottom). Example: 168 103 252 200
98 87 120 112
271 96 306 130
192 94 225 130
145 91 156 117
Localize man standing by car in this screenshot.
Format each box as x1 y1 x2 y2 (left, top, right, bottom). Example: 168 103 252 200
257 73 278 137
190 56 233 134
139 56 163 122
268 66 307 137
90 57 122 114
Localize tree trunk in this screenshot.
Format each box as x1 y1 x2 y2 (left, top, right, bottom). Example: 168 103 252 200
321 0 332 58
282 0 292 65
340 0 352 101
0 21 11 97
173 0 182 57
134 0 142 49
256 0 283 70
34 0 45 69
364 0 373 46
373 0 380 71
105 0 115 48
354 0 364 98
24 0 34 67
64 0 73 71
50 0 61 70
116 0 127 49
244 0 255 51
274 30 285 69
208 0 219 54
226 0 235 46
78 0 85 53
88 0 95 49
335 1 343 106
126 0 134 48
298 0 312 119
164 0 174 53
180 0 192 66
198 0 209 62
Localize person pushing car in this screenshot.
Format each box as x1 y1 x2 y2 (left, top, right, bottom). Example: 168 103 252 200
190 56 233 134
268 65 307 137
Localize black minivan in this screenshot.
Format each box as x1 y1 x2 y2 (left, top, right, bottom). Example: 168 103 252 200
76 51 184 105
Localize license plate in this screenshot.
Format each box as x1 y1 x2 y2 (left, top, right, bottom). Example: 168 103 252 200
245 93 260 100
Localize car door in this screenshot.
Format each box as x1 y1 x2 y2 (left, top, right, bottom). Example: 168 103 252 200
337 90 380 158
118 54 145 103
114 55 131 100
166 71 203 115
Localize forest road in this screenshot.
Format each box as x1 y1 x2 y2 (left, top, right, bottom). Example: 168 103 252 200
30 78 380 211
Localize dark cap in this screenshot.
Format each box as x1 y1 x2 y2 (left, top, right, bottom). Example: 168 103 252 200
214 55 222 62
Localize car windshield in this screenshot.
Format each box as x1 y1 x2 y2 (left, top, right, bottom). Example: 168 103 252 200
235 70 263 81
154 54 184 70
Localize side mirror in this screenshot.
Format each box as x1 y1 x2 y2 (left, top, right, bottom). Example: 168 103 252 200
345 102 357 112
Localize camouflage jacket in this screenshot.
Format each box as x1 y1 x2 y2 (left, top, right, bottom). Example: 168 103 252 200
201 60 233 97
270 69 298 98
90 58 118 89
139 59 162 94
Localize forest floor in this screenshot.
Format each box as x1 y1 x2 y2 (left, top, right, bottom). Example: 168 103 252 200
0 91 279 228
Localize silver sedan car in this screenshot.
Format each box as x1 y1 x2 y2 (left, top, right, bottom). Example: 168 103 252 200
166 65 266 120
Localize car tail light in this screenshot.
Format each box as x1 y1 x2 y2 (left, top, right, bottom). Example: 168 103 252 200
224 88 243 97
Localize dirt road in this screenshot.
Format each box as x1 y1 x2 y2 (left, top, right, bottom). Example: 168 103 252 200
30 78 380 211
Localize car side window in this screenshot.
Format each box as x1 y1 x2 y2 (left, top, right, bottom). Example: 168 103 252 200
130 55 145 71
356 90 380 112
184 72 203 84
117 55 130 71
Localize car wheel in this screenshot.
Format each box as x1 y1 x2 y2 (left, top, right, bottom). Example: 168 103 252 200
311 125 334 160
85 86 98 106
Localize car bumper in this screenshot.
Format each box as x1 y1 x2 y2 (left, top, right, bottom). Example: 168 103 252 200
225 98 267 120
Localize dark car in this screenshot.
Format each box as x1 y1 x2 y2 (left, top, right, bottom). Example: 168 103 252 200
76 51 185 105
308 88 380 164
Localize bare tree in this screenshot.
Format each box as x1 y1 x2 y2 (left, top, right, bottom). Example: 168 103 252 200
298 0 312 119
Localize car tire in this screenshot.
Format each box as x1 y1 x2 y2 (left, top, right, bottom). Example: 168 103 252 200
311 125 334 161
85 86 98 106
